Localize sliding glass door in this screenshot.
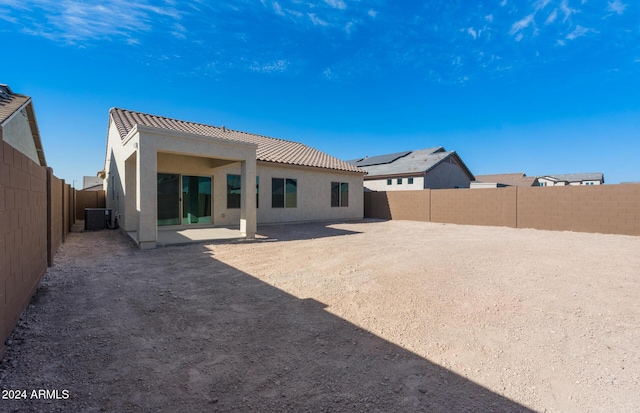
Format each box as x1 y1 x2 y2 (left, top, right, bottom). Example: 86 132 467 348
157 174 211 226
182 175 212 225
157 173 180 226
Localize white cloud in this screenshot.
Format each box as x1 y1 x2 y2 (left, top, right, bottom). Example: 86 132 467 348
485 14 493 22
308 13 328 26
250 59 289 73
545 8 558 24
515 33 524 42
566 25 591 40
559 0 575 22
367 9 377 18
345 21 354 34
467 27 477 39
510 13 534 35
323 0 346 10
171 22 186 39
4 0 183 44
533 0 552 11
607 0 627 15
500 0 507 6
273 1 285 16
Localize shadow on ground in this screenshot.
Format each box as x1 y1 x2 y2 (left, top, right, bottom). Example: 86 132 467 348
256 221 365 242
0 230 533 412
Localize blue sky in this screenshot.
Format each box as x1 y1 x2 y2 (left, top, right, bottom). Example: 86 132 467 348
1 0 639 185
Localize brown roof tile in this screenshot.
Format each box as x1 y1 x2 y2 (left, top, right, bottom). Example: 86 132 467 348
110 108 364 173
0 91 30 125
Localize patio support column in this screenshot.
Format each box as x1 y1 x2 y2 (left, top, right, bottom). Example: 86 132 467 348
124 154 137 232
136 140 158 249
240 158 256 238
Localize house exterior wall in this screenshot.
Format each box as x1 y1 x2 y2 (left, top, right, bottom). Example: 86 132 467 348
1 105 41 166
364 176 424 191
423 161 472 189
156 155 363 226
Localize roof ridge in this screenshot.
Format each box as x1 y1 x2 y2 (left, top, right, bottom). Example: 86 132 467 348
111 107 301 145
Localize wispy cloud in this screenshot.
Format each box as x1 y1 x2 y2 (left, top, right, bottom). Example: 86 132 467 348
249 59 289 73
273 1 285 16
559 0 575 22
467 27 477 40
545 9 558 25
308 13 328 26
323 0 346 10
566 25 592 40
2 0 182 44
367 9 377 19
607 0 627 15
510 13 535 35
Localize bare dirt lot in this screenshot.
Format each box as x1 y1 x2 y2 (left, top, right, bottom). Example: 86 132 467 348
1 220 639 412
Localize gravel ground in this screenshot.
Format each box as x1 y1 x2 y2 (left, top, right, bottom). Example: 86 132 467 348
1 220 639 412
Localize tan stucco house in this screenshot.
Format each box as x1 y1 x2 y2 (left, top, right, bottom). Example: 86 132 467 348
103 108 365 248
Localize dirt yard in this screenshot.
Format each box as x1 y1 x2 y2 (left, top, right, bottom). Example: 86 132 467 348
1 220 639 412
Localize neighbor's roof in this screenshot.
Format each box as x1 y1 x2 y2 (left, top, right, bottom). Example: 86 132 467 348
0 84 30 125
0 84 47 166
540 173 604 183
347 147 474 180
109 108 364 173
474 172 539 187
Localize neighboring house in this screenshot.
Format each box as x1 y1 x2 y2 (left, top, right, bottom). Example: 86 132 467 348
537 173 604 186
471 172 539 188
346 147 475 191
83 176 103 189
0 84 46 166
81 184 103 192
103 108 365 249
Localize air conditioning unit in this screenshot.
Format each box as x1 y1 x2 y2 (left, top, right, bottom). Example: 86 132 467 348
84 208 111 231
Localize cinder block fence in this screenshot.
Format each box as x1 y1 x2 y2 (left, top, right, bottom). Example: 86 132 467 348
1 137 105 359
365 185 640 236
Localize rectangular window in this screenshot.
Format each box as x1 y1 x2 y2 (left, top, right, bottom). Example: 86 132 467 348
227 174 241 209
256 176 259 208
408 177 414 184
331 182 349 207
387 179 392 185
272 178 297 208
397 178 402 185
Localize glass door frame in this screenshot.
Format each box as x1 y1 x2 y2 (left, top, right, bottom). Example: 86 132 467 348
157 173 213 227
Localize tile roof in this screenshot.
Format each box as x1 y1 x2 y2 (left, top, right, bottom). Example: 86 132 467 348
348 147 474 180
110 108 364 174
474 173 539 187
0 85 30 125
540 173 604 183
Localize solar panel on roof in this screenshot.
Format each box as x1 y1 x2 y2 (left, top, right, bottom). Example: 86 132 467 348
355 150 412 167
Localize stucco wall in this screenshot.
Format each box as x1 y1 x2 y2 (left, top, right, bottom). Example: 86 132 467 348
156 155 363 226
2 105 41 166
364 176 424 192
423 161 471 189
